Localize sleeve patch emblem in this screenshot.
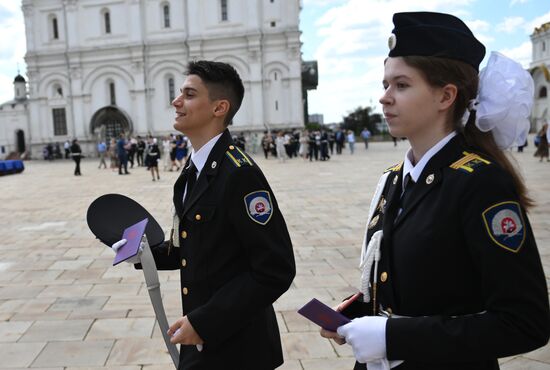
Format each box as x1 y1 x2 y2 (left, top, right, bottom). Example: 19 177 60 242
482 201 525 253
244 190 273 225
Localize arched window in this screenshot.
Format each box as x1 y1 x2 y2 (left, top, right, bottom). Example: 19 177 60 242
168 76 175 103
163 4 171 28
102 9 111 34
109 81 116 105
539 86 547 98
52 17 59 39
220 0 228 21
53 84 63 97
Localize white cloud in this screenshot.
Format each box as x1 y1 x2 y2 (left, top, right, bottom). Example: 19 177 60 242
0 2 26 104
496 16 525 33
306 0 483 121
524 10 550 34
498 41 532 68
510 0 528 6
465 19 491 32
0 73 14 104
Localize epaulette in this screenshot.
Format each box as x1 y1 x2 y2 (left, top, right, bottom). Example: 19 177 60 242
450 151 491 173
225 145 253 168
384 161 403 173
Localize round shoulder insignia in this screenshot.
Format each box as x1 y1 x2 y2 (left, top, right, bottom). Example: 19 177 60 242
211 161 217 169
426 174 435 184
388 33 397 51
482 201 525 253
244 190 273 225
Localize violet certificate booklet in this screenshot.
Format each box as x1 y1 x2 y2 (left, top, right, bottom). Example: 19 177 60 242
113 218 148 266
298 298 351 332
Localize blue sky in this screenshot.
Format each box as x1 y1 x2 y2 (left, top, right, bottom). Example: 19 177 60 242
0 0 549 123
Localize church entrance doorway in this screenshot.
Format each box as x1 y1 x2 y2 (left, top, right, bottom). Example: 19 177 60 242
90 106 132 141
15 129 25 153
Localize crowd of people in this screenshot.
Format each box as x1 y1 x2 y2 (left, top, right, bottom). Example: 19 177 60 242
258 128 365 162
95 133 193 180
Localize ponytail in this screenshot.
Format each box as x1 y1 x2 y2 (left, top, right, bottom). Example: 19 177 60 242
460 111 534 210
403 56 534 211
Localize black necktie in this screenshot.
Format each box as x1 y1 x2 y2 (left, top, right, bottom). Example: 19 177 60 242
400 173 415 211
183 161 197 207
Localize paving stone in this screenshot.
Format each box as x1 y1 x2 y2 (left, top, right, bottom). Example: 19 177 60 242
0 321 33 342
0 286 45 299
301 357 356 369
86 318 155 339
68 309 129 320
19 319 93 342
0 342 46 367
32 340 114 367
282 332 335 360
48 296 109 312
106 338 173 366
87 283 141 297
37 284 93 298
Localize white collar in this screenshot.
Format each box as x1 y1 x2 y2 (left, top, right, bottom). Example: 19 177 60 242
402 131 457 186
189 132 223 175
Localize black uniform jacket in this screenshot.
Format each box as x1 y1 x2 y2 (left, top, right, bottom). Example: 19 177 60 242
147 130 296 369
355 134 549 370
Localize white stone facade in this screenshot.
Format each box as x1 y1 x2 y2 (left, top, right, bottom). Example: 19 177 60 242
530 21 550 132
0 0 304 157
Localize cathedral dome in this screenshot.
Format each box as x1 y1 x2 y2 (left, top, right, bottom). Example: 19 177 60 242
14 74 26 83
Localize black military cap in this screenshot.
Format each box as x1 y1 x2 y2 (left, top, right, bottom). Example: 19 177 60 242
388 11 486 71
87 193 164 248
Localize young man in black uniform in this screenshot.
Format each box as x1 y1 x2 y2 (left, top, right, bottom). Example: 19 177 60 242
152 60 295 369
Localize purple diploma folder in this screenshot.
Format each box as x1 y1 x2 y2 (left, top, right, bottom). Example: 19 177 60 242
298 298 351 332
113 218 148 266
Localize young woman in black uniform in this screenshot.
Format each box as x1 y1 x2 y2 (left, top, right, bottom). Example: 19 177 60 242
321 11 550 370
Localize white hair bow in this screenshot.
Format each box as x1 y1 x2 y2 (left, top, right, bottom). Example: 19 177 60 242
462 51 534 149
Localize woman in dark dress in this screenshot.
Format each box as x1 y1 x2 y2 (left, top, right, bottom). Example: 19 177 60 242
534 123 549 162
146 138 160 181
70 139 82 176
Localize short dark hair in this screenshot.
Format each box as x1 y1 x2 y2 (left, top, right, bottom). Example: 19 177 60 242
186 60 245 126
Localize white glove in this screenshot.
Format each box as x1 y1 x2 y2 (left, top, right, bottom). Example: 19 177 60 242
111 238 144 264
337 316 388 363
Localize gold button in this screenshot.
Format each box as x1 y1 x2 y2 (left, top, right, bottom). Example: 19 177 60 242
380 271 388 282
182 287 188 295
229 145 235 150
195 214 201 221
181 230 187 239
181 259 187 267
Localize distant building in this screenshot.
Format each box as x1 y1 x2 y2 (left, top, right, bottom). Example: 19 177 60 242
530 21 550 132
0 0 304 158
0 74 29 158
308 113 324 125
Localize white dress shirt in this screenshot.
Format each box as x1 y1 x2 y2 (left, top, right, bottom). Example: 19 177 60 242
182 132 223 203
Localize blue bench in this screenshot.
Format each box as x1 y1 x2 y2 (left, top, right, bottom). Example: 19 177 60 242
0 160 24 175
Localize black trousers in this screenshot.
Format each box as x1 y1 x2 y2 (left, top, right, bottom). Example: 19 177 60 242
73 157 81 175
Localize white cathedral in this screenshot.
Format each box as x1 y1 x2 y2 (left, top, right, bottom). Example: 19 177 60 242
0 0 304 158
530 21 550 132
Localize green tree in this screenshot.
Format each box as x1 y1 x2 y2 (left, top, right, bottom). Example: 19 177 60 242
342 106 382 135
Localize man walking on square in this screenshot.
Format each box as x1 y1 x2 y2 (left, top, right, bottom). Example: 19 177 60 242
119 60 295 369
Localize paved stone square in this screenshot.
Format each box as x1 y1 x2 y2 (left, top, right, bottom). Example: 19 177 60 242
0 139 549 369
